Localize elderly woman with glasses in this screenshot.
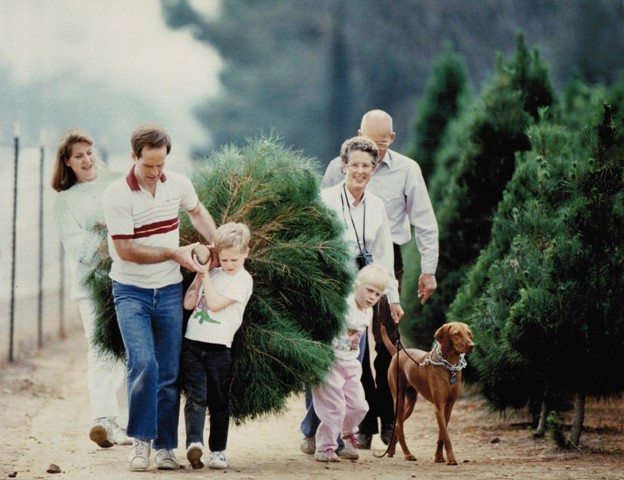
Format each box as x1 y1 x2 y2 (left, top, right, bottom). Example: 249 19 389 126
322 136 400 307
300 136 401 461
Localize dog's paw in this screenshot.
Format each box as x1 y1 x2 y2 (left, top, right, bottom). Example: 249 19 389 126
405 454 417 461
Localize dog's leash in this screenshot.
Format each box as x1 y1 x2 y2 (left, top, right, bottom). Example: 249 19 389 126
373 320 406 459
373 319 442 459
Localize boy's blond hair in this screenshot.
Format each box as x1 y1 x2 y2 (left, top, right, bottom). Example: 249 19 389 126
215 222 251 253
354 264 388 292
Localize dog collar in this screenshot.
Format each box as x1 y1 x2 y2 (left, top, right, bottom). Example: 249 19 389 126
424 344 467 384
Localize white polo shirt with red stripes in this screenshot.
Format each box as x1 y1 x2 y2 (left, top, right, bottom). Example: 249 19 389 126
103 165 199 289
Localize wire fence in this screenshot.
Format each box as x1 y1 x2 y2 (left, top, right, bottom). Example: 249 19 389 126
0 125 81 366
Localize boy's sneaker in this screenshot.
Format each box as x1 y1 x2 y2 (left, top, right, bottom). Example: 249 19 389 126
338 434 359 460
186 442 205 469
208 450 230 469
154 448 180 470
109 420 132 445
89 418 114 448
314 448 341 462
128 439 151 471
300 435 316 455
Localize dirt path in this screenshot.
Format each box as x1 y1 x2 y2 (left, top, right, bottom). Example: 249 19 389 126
1 328 622 480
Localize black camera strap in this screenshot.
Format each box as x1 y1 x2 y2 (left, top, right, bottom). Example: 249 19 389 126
341 184 368 256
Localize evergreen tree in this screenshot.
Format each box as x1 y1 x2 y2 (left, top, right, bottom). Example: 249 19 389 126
87 134 354 421
404 34 555 349
545 103 624 446
426 106 478 209
451 113 580 422
452 95 624 447
405 41 471 182
400 43 471 345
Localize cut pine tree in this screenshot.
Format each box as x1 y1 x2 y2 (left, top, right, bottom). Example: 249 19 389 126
86 133 353 421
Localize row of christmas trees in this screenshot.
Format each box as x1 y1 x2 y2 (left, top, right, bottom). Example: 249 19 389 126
401 33 624 447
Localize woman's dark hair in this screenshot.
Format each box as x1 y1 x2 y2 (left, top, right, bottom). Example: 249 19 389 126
51 129 94 192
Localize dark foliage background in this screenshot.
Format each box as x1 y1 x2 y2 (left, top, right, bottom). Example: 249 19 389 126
162 0 624 165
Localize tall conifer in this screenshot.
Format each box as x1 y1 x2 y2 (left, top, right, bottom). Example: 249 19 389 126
401 43 470 344
451 113 579 418
453 94 624 446
405 41 471 181
404 34 555 348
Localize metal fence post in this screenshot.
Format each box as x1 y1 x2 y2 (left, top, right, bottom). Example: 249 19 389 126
38 133 45 348
9 120 20 362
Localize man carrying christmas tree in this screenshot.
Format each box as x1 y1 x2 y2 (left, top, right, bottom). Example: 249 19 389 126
103 123 217 471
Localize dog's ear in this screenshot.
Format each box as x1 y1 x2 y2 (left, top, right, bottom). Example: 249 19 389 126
435 324 451 352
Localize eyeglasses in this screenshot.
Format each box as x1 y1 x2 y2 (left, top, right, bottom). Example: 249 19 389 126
347 162 374 172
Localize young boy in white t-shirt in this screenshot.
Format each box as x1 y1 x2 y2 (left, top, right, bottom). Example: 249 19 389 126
182 222 253 470
312 264 388 462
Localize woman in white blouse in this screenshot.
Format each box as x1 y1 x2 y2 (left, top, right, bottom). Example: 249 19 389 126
320 136 402 320
300 136 403 456
51 129 130 449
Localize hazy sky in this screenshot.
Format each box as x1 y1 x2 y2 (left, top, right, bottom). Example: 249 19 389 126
0 0 222 162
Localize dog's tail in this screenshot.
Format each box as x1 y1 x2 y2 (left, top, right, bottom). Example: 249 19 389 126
380 325 397 356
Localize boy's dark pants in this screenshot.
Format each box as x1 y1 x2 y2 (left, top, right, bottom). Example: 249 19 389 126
182 338 232 452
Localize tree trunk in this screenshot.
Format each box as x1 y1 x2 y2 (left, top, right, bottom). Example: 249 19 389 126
535 398 547 437
567 391 586 448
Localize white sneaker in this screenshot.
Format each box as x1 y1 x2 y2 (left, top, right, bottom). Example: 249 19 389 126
186 442 205 469
128 439 151 471
314 448 341 462
338 434 359 460
109 420 132 445
300 435 315 454
154 448 180 470
208 450 230 469
89 418 113 448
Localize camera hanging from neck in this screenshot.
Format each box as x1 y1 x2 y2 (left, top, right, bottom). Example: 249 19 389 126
341 184 372 269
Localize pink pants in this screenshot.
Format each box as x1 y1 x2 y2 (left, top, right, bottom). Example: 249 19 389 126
312 357 369 453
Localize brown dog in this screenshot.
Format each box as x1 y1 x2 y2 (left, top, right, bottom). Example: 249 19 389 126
380 322 474 465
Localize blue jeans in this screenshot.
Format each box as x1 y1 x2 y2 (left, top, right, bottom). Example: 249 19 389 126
301 331 367 443
112 281 183 449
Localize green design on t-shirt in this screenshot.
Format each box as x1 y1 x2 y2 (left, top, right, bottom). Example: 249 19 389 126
192 309 220 325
